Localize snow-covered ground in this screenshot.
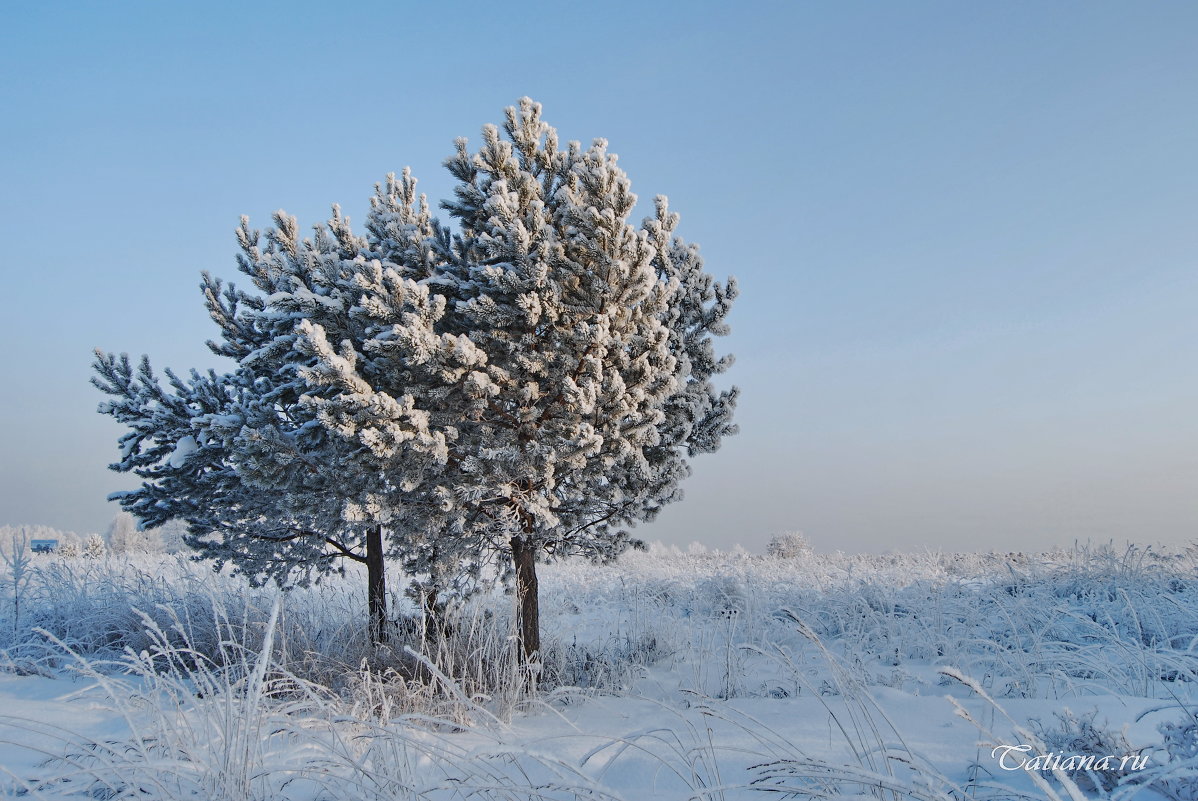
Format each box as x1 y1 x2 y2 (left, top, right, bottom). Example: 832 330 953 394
0 542 1195 799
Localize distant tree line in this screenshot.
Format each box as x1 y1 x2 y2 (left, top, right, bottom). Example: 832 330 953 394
0 514 188 558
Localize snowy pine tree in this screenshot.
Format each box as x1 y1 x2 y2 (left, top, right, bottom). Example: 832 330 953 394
83 533 107 559
93 197 454 642
298 99 738 659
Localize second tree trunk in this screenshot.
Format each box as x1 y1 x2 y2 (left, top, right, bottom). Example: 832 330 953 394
366 524 388 644
511 536 540 662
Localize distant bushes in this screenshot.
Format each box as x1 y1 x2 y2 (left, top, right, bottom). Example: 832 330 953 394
766 531 813 559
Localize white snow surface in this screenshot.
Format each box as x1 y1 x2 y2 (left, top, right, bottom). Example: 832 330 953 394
166 435 198 468
0 542 1194 799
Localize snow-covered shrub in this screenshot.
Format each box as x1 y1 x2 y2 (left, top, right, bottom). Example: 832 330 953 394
701 575 748 618
105 511 163 554
149 518 188 553
1028 708 1142 793
767 531 813 559
1159 708 1198 762
2 531 33 639
1147 707 1198 800
544 633 662 691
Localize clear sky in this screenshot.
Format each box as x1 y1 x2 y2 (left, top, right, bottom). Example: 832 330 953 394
2 1 1195 553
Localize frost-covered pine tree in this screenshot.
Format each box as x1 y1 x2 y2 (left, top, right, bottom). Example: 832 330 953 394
447 100 737 660
83 533 107 559
300 99 738 660
93 191 453 643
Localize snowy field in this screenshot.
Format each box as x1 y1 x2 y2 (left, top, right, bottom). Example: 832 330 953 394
1 541 1196 800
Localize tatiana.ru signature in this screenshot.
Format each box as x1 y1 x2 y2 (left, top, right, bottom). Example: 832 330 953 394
992 744 1149 773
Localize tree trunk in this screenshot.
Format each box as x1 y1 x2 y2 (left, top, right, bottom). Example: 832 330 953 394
366 524 388 645
422 586 448 640
511 535 540 662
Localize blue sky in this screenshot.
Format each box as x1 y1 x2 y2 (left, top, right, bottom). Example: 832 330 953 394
2 1 1195 552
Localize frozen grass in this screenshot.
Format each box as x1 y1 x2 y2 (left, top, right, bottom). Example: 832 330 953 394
0 541 1194 798
7 542 1197 701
